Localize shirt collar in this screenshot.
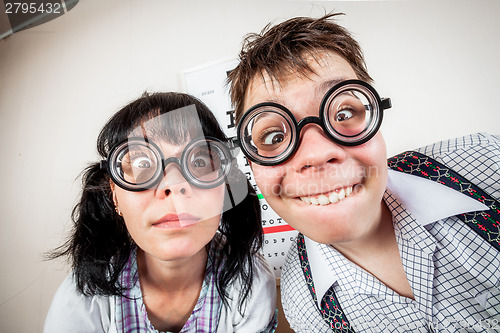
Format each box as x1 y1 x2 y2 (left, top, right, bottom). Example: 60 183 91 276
305 168 489 307
386 169 488 225
303 236 336 308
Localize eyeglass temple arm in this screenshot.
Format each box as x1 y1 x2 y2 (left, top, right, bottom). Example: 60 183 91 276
363 98 392 111
381 98 392 110
228 136 239 149
228 136 242 158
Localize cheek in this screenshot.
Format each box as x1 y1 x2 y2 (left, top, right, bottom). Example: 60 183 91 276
251 165 284 196
114 190 151 229
208 185 225 203
355 133 387 171
116 191 145 216
371 136 388 176
194 186 226 214
356 135 388 194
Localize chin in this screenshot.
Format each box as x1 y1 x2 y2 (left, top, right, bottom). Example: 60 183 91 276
155 240 204 260
311 231 358 245
282 208 360 244
295 223 356 245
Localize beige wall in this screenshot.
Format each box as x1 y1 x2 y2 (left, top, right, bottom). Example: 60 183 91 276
1 1 499 331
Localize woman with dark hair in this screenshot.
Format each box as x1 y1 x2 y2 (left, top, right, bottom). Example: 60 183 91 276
44 92 277 332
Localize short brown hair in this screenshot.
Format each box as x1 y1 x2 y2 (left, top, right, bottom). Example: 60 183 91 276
227 13 372 122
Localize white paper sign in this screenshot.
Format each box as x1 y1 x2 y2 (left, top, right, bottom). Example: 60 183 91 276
184 59 298 277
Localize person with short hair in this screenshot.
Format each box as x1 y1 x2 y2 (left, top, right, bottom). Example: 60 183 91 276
228 13 499 332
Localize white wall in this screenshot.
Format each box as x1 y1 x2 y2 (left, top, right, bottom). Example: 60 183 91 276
0 0 499 331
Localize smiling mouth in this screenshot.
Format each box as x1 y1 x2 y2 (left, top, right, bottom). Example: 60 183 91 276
299 185 354 206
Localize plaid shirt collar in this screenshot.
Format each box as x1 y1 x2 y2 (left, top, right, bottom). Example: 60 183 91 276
305 169 489 308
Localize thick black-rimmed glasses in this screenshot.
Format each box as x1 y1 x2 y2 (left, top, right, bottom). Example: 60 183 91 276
100 137 232 192
237 80 392 166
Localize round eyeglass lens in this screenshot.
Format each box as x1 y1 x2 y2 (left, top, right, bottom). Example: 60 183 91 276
241 106 295 163
113 141 161 187
185 140 227 184
323 85 380 144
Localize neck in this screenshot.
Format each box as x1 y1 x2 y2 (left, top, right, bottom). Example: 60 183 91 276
137 247 208 293
332 201 415 299
136 247 210 332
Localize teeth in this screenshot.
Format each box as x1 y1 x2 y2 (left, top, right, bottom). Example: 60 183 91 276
346 186 352 196
300 186 353 206
338 188 345 200
329 191 339 203
317 195 329 205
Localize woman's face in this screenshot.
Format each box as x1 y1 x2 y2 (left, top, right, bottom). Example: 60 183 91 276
112 137 225 263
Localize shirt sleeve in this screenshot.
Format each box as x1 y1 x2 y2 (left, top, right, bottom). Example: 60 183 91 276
220 253 278 333
44 273 112 333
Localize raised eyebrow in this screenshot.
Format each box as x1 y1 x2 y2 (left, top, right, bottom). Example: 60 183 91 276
317 78 348 95
252 111 280 126
261 97 287 106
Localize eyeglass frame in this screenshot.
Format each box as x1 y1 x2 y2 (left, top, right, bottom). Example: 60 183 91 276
236 79 392 166
100 136 233 192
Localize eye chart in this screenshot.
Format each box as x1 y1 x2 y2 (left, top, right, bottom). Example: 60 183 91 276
184 59 298 278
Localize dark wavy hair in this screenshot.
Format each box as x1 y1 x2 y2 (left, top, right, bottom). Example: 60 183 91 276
49 92 263 311
227 13 372 122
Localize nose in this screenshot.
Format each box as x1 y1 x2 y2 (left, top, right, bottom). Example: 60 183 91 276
155 163 193 199
288 123 347 173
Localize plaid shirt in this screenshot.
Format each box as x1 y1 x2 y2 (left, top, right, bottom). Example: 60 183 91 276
115 247 222 333
281 133 500 332
44 238 278 333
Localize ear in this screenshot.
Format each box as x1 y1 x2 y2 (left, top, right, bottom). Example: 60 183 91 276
109 180 117 205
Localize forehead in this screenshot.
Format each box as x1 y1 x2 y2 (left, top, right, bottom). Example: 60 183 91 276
243 51 358 111
127 105 205 143
128 123 202 142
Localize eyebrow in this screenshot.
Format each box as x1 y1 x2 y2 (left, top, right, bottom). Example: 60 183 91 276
248 77 350 110
317 78 349 96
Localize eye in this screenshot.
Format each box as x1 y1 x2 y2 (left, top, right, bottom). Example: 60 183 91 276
189 150 222 180
261 129 285 146
192 155 209 168
119 148 158 184
132 156 152 169
335 109 354 122
190 150 221 171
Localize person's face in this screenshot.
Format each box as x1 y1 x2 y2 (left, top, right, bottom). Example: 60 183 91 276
243 52 388 245
112 138 224 262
